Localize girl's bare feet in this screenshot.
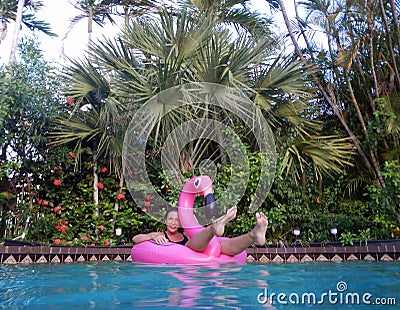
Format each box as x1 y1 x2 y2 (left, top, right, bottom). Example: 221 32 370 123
250 212 268 245
212 206 237 237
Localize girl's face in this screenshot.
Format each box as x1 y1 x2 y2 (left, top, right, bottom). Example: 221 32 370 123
165 211 180 233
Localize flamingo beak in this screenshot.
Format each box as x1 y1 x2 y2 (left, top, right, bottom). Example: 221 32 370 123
204 193 217 220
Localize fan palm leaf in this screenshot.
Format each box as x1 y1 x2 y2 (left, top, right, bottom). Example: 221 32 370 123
281 135 354 181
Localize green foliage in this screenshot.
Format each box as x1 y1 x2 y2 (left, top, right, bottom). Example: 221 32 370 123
365 160 400 238
368 98 396 152
0 37 63 239
0 37 61 153
338 231 356 246
24 150 156 245
0 38 147 245
217 152 376 245
1 5 400 248
358 228 371 246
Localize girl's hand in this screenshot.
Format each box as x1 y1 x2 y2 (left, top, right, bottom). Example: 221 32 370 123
151 234 168 244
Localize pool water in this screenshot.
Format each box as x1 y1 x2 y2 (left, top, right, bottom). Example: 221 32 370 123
1 261 399 309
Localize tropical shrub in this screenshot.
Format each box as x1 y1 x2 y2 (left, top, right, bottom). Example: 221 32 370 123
365 160 400 239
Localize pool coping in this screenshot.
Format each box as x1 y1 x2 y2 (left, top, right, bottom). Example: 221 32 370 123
1 242 399 264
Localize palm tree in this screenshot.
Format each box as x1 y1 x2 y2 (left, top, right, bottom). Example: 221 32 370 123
180 0 353 187
61 0 118 59
253 56 354 186
8 0 24 64
52 0 163 223
60 0 163 58
377 0 400 90
0 0 56 64
53 1 355 223
273 0 395 188
181 0 274 38
51 56 123 217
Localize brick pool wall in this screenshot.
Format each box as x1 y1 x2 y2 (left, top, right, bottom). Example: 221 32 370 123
1 244 399 264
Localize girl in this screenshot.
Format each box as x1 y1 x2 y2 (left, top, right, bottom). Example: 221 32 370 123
132 206 268 256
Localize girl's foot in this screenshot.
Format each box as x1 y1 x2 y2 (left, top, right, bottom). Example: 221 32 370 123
250 212 268 245
212 206 237 237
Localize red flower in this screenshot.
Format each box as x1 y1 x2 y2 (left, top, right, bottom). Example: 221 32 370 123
101 167 107 173
4 191 8 196
37 199 43 205
97 183 104 190
82 235 89 241
67 98 74 105
54 166 59 171
143 201 150 207
165 187 170 192
117 193 125 200
56 221 67 232
68 151 76 159
146 194 155 200
53 206 61 212
42 200 49 206
54 239 61 245
53 179 61 186
90 243 96 246
104 240 110 246
98 225 104 232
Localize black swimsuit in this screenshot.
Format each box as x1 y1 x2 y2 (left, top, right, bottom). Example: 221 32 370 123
164 232 189 246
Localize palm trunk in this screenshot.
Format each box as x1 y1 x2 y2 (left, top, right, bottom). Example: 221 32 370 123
288 0 384 187
389 0 400 52
88 8 93 44
8 0 25 64
93 155 99 217
279 0 304 60
345 73 385 187
93 139 99 216
87 9 93 55
0 145 9 239
1 21 7 42
378 0 400 90
112 174 125 230
124 5 130 29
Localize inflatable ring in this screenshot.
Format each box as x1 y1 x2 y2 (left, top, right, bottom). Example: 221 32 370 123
131 176 247 264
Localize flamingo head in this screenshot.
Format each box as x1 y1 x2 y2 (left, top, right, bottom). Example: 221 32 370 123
182 175 212 195
182 175 217 220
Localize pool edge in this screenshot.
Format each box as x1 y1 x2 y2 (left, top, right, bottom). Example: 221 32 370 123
1 243 399 264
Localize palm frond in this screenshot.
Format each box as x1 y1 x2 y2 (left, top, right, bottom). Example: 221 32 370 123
51 110 101 145
280 135 354 181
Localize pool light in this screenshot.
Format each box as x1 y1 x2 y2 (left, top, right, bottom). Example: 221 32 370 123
293 227 300 244
115 228 122 245
330 226 338 241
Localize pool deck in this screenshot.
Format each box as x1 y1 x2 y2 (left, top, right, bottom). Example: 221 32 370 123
1 240 399 264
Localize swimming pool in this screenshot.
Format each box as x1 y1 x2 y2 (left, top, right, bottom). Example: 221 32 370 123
1 261 399 309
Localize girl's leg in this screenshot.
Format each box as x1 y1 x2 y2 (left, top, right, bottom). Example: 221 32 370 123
186 206 237 252
220 212 268 256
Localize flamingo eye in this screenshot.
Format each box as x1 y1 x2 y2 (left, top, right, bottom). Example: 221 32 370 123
194 178 201 188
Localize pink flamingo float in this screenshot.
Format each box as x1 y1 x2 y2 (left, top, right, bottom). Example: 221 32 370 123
131 175 247 264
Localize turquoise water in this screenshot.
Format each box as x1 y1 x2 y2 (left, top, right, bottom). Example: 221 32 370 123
1 261 399 309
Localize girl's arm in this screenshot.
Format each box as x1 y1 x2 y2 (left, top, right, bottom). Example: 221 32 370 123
132 232 167 244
